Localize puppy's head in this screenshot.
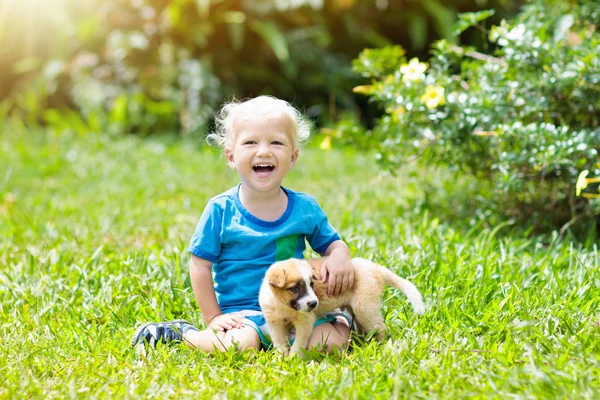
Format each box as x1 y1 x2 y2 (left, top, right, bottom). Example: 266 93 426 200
266 259 319 312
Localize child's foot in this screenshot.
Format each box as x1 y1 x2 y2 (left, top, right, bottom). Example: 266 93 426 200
130 320 198 348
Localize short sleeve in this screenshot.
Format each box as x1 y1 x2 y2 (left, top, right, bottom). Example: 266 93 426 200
187 200 223 262
306 200 341 254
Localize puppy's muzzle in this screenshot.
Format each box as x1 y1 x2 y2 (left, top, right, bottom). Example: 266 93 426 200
307 300 318 311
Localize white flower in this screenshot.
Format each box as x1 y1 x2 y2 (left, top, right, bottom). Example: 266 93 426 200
400 58 427 83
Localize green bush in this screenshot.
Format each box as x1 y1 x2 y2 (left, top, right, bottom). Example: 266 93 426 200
350 0 600 231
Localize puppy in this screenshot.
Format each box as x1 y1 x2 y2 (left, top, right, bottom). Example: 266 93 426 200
258 257 425 356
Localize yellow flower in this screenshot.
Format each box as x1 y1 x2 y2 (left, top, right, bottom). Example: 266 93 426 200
582 193 600 199
473 130 498 137
352 85 373 94
400 58 427 83
319 135 332 151
420 85 446 109
576 170 589 196
385 105 406 116
385 105 406 123
576 170 600 198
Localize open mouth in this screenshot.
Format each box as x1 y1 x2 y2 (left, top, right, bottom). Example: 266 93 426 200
252 163 275 176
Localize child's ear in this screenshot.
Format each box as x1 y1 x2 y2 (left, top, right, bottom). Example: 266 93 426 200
290 148 299 168
267 265 287 288
225 148 236 170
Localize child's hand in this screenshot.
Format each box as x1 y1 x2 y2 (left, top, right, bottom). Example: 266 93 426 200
321 251 354 296
208 313 245 332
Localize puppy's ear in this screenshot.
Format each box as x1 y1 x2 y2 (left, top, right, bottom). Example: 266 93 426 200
267 266 286 288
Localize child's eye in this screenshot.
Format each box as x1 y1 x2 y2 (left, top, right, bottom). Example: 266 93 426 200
288 286 300 293
272 141 283 145
243 141 257 145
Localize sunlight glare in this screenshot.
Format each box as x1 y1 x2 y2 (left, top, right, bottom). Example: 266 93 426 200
0 0 76 58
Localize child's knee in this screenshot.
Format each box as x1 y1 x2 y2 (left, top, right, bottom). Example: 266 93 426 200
309 322 351 352
224 327 261 351
227 335 261 351
328 322 351 348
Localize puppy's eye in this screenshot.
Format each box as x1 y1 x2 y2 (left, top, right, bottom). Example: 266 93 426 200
288 286 299 293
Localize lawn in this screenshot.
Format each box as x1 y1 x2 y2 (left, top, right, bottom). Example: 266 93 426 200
1 127 599 399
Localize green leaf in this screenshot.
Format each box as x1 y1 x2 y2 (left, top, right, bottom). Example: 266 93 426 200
65 110 91 136
248 20 289 62
422 0 456 39
361 28 393 48
145 100 176 115
42 108 65 128
409 13 428 50
109 94 128 124
554 14 574 42
228 21 245 51
165 3 182 27
453 9 496 35
352 46 405 78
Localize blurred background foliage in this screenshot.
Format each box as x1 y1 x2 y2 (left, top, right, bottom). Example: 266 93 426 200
0 0 520 137
2 0 598 236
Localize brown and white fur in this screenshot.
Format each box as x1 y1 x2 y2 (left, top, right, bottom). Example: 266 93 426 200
258 257 425 356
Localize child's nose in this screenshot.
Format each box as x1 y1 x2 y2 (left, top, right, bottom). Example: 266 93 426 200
256 143 272 156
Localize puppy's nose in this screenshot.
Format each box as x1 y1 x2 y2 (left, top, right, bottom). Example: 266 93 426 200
307 300 318 311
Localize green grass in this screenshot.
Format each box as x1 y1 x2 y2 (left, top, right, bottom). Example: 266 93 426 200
1 128 599 399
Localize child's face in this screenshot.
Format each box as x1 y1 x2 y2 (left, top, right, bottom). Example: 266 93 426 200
225 113 299 195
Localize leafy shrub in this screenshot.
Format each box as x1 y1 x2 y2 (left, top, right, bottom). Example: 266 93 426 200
350 0 600 232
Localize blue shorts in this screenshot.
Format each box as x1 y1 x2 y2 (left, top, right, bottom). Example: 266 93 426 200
239 309 354 349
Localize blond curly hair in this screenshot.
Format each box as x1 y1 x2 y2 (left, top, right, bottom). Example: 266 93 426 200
208 96 312 150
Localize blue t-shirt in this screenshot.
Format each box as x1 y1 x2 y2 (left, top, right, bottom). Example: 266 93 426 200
188 185 340 313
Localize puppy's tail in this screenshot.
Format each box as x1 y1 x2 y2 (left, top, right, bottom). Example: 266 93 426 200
378 265 425 315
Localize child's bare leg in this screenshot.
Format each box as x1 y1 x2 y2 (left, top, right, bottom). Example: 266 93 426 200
131 320 261 352
183 326 261 352
307 322 351 353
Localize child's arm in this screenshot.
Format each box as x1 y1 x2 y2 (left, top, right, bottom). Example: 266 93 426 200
189 254 244 331
320 240 355 296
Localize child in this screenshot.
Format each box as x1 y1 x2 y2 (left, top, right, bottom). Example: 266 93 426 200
131 96 354 353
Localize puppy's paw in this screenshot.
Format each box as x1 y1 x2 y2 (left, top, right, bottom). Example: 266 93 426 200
274 345 290 357
289 345 306 358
